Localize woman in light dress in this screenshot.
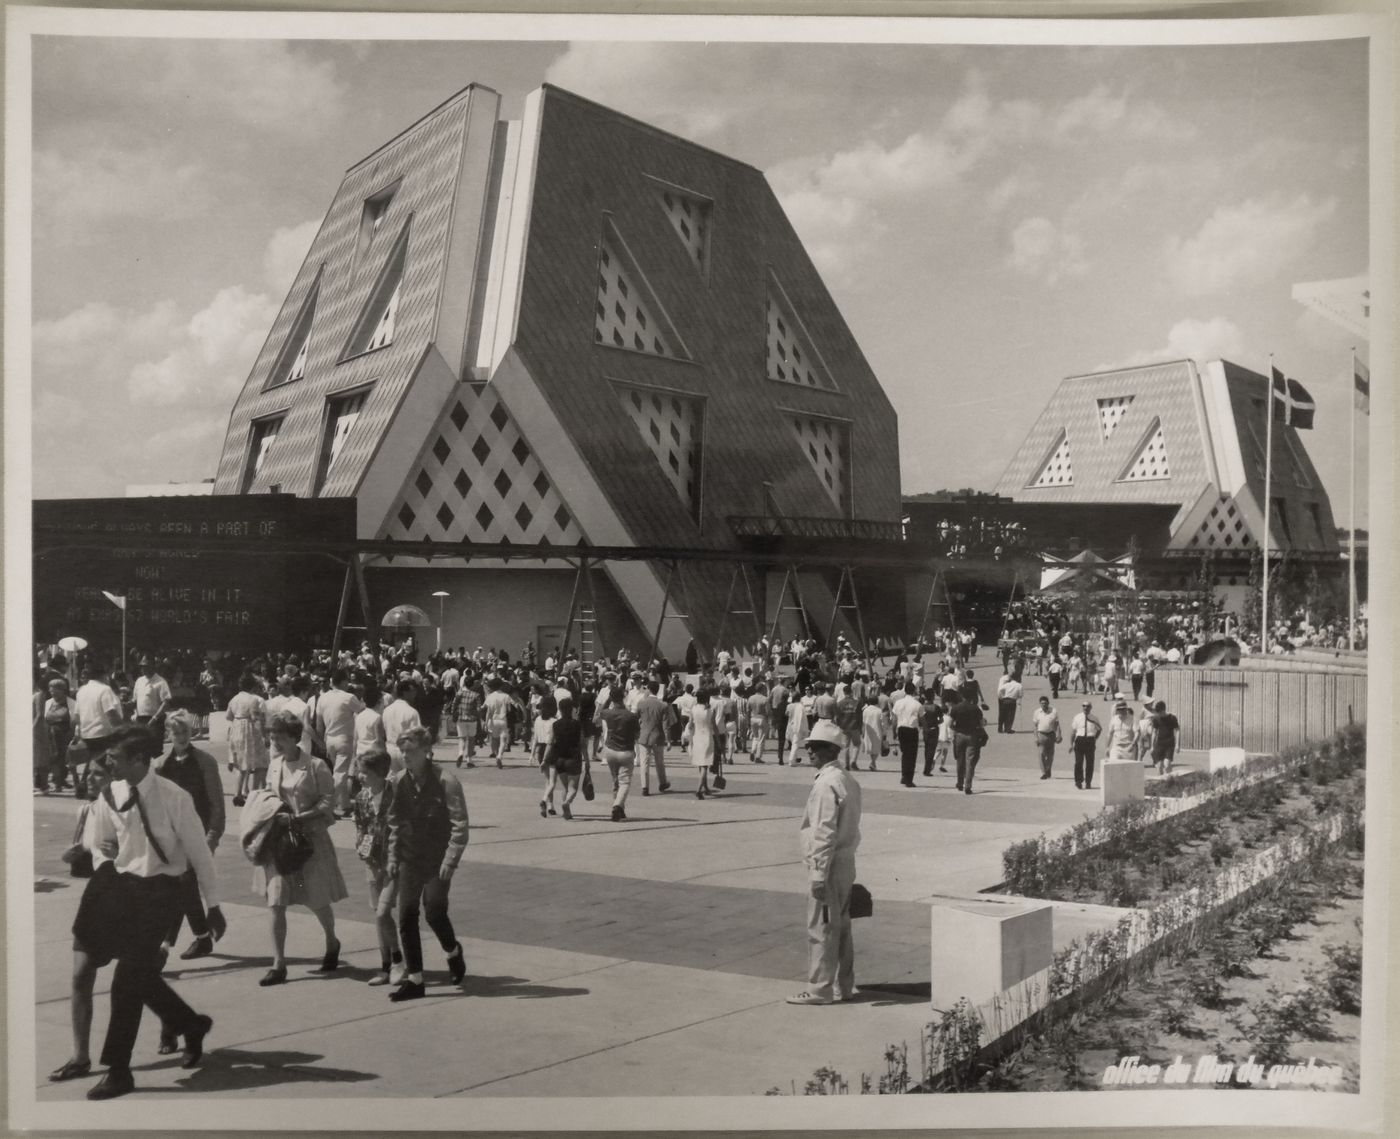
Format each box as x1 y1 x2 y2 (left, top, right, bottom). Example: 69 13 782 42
688 688 719 800
254 710 347 986
786 689 810 765
225 673 269 807
859 695 888 772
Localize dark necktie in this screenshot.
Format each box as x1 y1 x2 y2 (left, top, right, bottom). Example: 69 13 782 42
105 785 170 864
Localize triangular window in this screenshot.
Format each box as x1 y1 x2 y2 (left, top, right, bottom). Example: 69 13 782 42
652 180 711 274
1097 395 1133 442
356 181 400 268
342 222 409 359
767 275 836 391
265 275 320 390
314 388 370 494
382 386 582 546
616 384 703 520
1028 430 1074 488
790 414 849 514
1119 419 1171 482
241 416 284 494
593 222 686 359
1183 494 1254 551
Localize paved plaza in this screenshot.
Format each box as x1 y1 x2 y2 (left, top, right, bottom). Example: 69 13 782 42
29 657 1157 1100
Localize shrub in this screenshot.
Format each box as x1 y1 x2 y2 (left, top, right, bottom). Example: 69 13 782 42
1105 864 1146 908
1318 942 1362 1015
1209 831 1237 866
1243 901 1293 956
1156 994 1195 1035
1185 966 1226 1009
803 1066 849 1095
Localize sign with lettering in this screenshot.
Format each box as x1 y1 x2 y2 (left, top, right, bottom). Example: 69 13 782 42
33 496 356 654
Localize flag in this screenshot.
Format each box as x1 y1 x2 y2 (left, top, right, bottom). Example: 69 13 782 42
1354 359 1370 415
102 591 126 611
1271 366 1315 430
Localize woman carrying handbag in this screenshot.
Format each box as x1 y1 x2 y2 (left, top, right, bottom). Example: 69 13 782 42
253 711 346 986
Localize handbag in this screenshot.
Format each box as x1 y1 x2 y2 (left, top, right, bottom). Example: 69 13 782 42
581 770 595 802
974 725 990 748
271 815 314 875
713 770 727 790
850 883 873 920
62 842 95 878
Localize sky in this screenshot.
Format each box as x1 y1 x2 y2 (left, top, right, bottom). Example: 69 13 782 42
26 26 1374 524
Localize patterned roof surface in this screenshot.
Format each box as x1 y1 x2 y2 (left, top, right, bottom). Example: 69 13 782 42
214 86 487 498
995 360 1212 521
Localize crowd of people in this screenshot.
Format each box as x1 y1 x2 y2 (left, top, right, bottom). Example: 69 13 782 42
34 617 1202 1096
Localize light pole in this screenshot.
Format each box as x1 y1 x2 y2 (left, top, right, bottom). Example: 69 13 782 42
432 591 450 653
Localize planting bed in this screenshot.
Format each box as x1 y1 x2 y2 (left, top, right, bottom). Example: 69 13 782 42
998 726 1365 907
984 857 1364 1092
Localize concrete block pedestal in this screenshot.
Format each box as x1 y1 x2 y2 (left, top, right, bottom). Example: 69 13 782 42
1101 759 1145 806
931 898 1053 1010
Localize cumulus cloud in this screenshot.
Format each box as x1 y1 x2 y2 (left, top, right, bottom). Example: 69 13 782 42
35 146 212 231
129 286 277 405
1101 316 1248 370
1165 194 1337 295
263 220 322 294
1007 216 1088 284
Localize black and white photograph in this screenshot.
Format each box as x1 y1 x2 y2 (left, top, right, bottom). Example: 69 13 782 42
6 5 1394 1133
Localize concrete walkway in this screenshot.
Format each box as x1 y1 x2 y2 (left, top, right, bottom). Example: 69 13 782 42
27 656 1139 1102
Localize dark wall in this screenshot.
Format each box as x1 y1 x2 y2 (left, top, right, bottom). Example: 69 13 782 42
33 496 355 656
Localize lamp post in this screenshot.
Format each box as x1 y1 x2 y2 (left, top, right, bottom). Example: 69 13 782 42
432 591 450 653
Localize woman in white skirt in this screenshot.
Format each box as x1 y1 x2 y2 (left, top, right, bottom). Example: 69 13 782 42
254 711 347 986
785 691 810 766
225 673 268 807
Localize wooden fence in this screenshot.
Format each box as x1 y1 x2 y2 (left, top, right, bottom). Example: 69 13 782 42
1153 664 1367 752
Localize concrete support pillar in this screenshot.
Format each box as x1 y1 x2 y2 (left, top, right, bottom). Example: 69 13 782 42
930 898 1053 1010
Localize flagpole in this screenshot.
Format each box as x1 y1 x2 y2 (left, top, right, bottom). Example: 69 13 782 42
1261 356 1273 653
1348 347 1357 650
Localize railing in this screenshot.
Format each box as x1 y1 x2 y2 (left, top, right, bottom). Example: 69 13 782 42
726 515 905 543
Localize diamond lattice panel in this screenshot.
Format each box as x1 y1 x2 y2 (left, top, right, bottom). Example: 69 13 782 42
381 385 583 546
1097 396 1133 442
1029 432 1074 488
790 415 848 512
594 234 677 358
617 386 702 517
1184 494 1255 552
767 290 835 390
1121 421 1171 482
656 186 710 272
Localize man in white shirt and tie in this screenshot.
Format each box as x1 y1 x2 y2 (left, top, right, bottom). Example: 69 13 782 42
74 723 224 1099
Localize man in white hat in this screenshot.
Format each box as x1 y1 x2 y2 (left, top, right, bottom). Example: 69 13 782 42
787 720 863 1006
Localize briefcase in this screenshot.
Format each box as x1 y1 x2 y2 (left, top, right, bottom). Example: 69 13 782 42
850 882 873 919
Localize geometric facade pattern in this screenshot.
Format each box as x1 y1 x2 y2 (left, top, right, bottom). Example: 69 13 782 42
1184 493 1255 551
616 384 702 519
1097 395 1133 441
594 226 679 358
381 384 582 546
345 224 409 359
790 414 849 513
1119 420 1171 481
1028 431 1074 487
766 280 836 390
655 183 710 274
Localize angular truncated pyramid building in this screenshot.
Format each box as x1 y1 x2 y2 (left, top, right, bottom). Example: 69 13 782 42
995 359 1337 597
214 84 901 658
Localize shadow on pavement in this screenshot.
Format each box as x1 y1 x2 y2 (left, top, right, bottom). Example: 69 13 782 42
150 1048 378 1093
860 981 932 1006
35 879 74 893
459 974 590 1000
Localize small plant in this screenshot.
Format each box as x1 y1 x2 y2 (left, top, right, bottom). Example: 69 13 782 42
1044 1015 1087 1090
925 998 985 1091
1243 900 1293 956
1243 984 1333 1067
878 1043 910 1095
803 1066 849 1095
1207 930 1255 979
979 1045 1029 1090
1208 831 1237 866
1156 994 1195 1036
1185 967 1226 1009
1105 864 1145 908
1317 941 1362 1014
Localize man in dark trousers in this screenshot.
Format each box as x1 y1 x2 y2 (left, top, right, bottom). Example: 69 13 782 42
385 726 470 1001
1069 700 1104 790
76 724 224 1099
